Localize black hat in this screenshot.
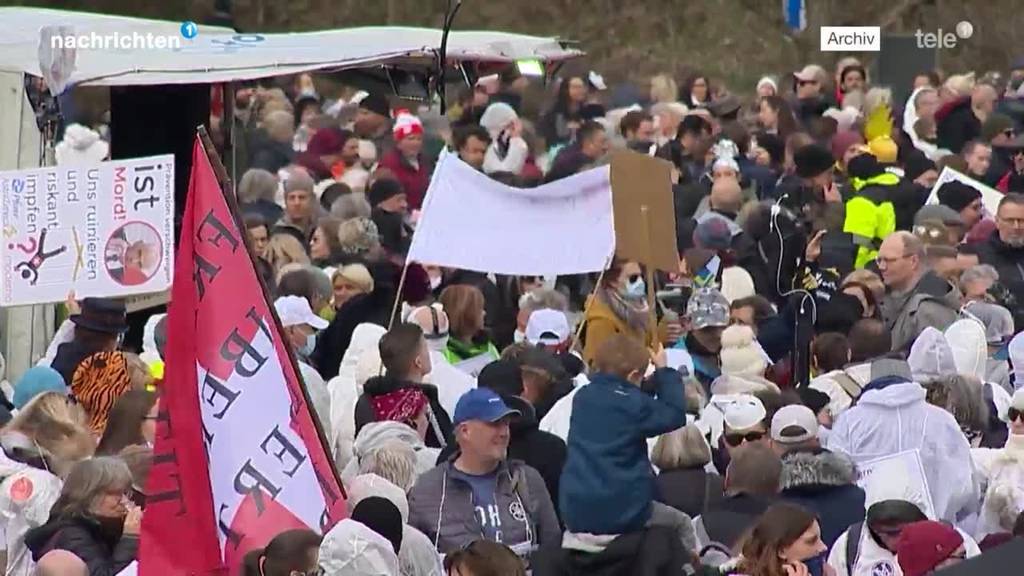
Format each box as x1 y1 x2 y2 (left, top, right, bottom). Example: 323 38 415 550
358 93 391 118
937 181 982 212
367 178 404 208
71 298 128 334
708 94 742 119
794 143 835 179
679 114 711 136
515 346 569 381
847 152 885 180
797 387 831 416
350 497 403 554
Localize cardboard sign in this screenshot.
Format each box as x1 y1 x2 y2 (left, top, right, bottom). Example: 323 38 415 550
926 166 1003 216
0 155 174 306
609 151 679 274
856 449 936 519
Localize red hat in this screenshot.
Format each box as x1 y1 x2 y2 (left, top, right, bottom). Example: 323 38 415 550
371 387 428 425
392 112 423 141
896 521 963 576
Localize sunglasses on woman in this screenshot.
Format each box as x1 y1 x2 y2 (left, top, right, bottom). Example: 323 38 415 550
1008 408 1024 422
724 431 765 447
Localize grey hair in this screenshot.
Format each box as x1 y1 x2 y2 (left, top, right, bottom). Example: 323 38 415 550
51 457 132 519
651 424 711 470
331 193 372 221
303 265 332 301
237 168 278 204
923 374 988 433
357 440 416 492
519 288 569 314
961 264 999 286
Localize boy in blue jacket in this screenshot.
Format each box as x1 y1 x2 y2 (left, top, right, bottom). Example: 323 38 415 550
560 334 689 540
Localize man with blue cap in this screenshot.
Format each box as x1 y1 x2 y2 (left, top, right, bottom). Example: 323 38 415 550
408 387 561 562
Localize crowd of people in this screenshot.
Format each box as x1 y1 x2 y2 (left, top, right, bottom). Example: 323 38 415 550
3 54 1024 575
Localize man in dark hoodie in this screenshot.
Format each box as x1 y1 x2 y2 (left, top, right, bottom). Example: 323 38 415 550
354 323 453 449
877 232 960 352
437 358 568 516
976 193 1024 329
770 404 865 548
545 120 609 182
937 83 998 154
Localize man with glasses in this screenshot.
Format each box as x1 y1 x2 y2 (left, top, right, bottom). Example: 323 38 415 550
976 193 1024 328
877 231 960 352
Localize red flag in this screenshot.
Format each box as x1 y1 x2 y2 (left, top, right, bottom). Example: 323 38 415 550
140 136 346 575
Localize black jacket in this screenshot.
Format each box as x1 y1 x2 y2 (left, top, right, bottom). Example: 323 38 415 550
698 493 774 551
936 97 980 154
438 397 567 516
52 340 108 386
974 229 1024 329
312 260 398 380
354 375 454 449
778 448 865 549
249 136 295 174
533 525 688 576
545 145 593 183
25 514 138 576
655 467 724 518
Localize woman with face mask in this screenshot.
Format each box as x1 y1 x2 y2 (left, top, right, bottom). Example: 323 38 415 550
582 257 660 369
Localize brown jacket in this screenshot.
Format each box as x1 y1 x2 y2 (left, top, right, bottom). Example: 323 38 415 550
582 295 659 367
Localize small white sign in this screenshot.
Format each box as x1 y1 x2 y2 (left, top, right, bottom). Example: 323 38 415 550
857 449 937 519
820 26 881 52
926 166 1003 217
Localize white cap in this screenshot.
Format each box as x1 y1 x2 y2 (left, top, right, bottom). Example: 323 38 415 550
722 395 767 431
274 295 328 330
525 309 571 346
770 405 819 444
1012 388 1024 412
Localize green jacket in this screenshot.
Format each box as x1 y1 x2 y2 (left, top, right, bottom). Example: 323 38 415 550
442 337 499 372
844 173 898 269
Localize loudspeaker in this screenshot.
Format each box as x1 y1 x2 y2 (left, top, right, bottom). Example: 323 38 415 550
109 83 210 351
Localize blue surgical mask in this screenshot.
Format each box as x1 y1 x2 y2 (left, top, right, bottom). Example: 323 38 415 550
299 333 317 357
623 276 646 299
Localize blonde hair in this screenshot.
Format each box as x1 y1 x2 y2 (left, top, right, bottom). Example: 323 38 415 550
842 269 885 304
357 440 416 492
263 110 295 142
332 264 374 294
864 87 893 117
266 233 311 274
652 424 712 470
650 74 679 104
439 284 486 341
4 392 95 477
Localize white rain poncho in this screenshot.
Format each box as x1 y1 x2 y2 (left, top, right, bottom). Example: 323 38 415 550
908 327 957 382
341 421 440 489
318 519 399 576
827 379 977 523
328 324 387 470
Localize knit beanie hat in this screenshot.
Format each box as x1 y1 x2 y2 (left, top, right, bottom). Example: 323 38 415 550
392 112 423 141
847 152 885 179
367 178 405 207
719 324 768 378
794 144 835 178
358 92 391 118
693 215 734 251
479 102 519 138
937 181 982 212
13 366 68 410
981 112 1015 142
831 130 865 162
895 520 963 576
721 266 755 303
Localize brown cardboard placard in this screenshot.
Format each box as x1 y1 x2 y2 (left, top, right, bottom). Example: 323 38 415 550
609 150 679 273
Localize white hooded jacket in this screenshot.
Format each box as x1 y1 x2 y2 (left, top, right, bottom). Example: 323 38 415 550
944 319 1013 420
828 522 980 576
970 433 1024 539
341 421 440 489
827 380 977 523
328 324 387 470
0 441 63 576
319 519 399 576
423 345 474 417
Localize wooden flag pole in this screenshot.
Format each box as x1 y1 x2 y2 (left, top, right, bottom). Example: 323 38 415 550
196 125 346 494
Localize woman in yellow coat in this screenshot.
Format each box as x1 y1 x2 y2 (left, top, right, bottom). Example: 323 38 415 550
582 257 659 367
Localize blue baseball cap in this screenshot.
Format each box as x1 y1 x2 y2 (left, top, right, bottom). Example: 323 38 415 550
452 388 521 426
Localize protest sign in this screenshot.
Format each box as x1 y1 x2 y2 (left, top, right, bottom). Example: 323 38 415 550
926 166 1003 216
856 449 936 519
609 151 679 274
408 152 614 275
0 155 174 307
141 136 343 574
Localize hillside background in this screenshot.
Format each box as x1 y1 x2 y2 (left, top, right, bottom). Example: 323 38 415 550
6 0 1023 95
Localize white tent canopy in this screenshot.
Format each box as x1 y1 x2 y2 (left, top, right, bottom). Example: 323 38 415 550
0 7 581 87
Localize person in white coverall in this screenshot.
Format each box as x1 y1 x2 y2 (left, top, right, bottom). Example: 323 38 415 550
826 357 977 524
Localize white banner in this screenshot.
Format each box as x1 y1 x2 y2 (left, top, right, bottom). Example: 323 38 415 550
408 153 614 276
926 166 1003 216
857 449 937 519
0 155 174 306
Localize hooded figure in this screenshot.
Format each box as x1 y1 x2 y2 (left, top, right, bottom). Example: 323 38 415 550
318 519 400 576
971 389 1024 539
945 318 1013 424
479 102 529 175
328 323 387 470
341 421 440 488
138 313 166 380
907 327 958 383
826 358 977 523
901 87 951 161
347 474 443 576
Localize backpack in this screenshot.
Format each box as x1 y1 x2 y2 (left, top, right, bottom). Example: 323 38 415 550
694 516 734 568
844 521 864 575
832 370 863 401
